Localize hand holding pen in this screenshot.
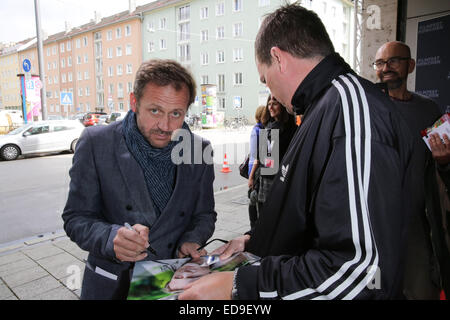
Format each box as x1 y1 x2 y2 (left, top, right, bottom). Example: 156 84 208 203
113 222 157 262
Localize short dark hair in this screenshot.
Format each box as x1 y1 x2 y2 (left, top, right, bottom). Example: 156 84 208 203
255 3 334 65
133 59 196 108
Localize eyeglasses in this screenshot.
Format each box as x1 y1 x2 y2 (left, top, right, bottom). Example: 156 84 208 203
372 56 410 70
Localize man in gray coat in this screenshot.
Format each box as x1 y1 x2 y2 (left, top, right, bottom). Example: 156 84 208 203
62 59 217 300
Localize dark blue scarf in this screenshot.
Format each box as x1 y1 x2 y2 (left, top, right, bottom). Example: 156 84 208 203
122 110 189 217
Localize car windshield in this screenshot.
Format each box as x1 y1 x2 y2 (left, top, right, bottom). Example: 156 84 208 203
6 124 32 135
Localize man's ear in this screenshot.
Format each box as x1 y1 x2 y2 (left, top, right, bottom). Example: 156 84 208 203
270 47 286 73
130 93 137 112
408 58 416 74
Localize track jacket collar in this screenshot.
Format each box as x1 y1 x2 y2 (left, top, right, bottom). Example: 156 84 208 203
291 52 353 115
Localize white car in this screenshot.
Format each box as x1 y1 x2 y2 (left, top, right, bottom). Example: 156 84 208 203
0 120 85 161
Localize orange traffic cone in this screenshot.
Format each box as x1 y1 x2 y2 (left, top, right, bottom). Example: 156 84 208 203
221 153 232 173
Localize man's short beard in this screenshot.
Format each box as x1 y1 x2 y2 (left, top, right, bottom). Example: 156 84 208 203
385 78 404 90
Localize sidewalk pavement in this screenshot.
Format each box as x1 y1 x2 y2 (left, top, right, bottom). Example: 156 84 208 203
0 184 250 300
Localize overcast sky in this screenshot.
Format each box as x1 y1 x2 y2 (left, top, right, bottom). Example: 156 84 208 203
0 0 153 43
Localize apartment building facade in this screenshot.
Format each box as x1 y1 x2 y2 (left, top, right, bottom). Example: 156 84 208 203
142 0 354 122
12 6 144 119
1 0 353 121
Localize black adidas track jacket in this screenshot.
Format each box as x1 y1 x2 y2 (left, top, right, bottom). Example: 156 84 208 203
237 53 414 300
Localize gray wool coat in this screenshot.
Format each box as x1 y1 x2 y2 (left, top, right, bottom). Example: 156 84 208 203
62 121 217 299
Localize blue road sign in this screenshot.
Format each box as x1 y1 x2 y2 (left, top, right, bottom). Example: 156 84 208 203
60 92 73 105
23 59 31 73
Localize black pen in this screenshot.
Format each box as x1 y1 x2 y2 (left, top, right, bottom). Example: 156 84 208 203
124 222 157 255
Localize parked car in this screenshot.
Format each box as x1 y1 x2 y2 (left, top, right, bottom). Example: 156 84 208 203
0 120 85 161
98 114 109 126
83 112 106 127
107 112 128 124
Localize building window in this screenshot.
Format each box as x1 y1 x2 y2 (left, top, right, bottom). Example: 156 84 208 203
217 74 225 92
234 72 243 85
117 64 123 76
127 82 133 93
68 56 72 66
77 56 81 65
216 26 225 40
67 41 71 51
116 27 122 39
76 39 81 48
201 52 209 65
108 66 114 77
178 5 190 21
60 43 65 53
61 74 67 83
159 18 167 29
118 83 124 98
84 54 88 63
216 50 225 63
148 41 155 52
126 64 132 74
78 88 83 97
218 97 226 109
126 44 132 55
147 21 155 32
160 39 166 50
83 36 88 47
86 87 90 96
178 44 191 62
200 7 208 19
84 71 89 80
201 75 209 85
233 48 243 62
109 83 114 94
201 30 208 42
61 58 65 68
233 0 242 12
107 48 113 59
178 22 190 41
259 0 270 6
116 46 122 57
216 2 224 16
125 25 131 36
68 72 73 82
233 22 243 38
77 72 82 81
107 30 112 41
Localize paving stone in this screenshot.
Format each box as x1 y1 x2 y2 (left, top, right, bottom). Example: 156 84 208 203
34 286 79 300
12 275 61 300
0 252 28 266
21 243 65 261
37 252 85 280
0 283 14 300
1 265 49 288
0 257 38 277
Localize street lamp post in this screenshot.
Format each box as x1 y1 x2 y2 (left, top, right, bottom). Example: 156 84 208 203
34 0 47 120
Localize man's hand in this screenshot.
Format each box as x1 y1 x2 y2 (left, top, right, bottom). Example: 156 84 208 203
429 133 450 165
113 224 149 262
210 235 250 260
178 242 206 259
178 271 234 300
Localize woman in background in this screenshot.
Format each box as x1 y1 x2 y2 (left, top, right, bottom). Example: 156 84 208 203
247 106 265 229
256 95 297 218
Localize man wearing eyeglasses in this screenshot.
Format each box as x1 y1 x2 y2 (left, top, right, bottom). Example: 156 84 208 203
374 41 450 300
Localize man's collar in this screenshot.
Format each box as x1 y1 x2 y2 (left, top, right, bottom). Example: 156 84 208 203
291 52 353 115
